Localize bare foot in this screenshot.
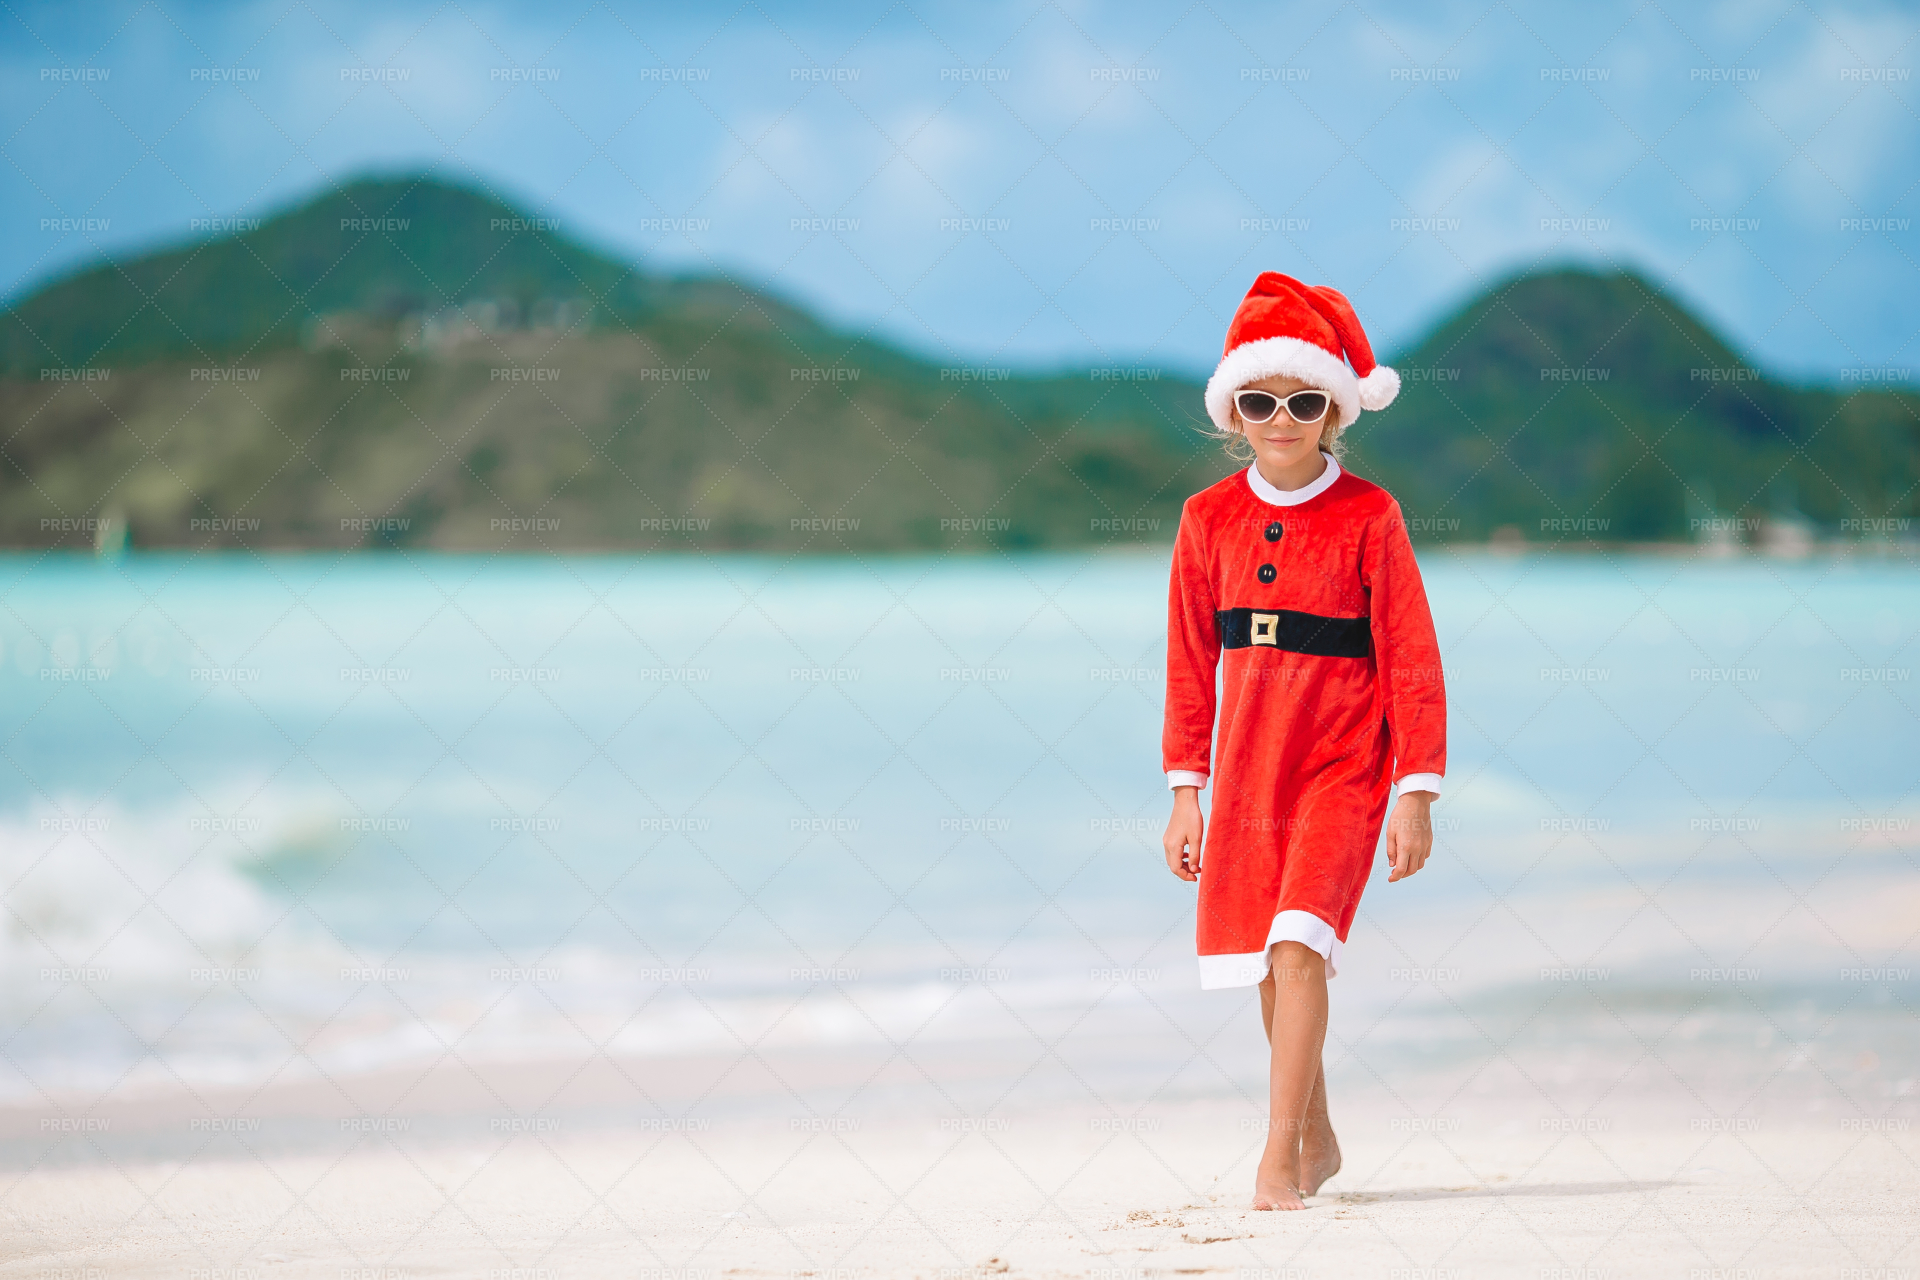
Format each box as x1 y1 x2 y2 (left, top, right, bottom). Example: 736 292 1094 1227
1299 1117 1342 1196
1252 1154 1308 1210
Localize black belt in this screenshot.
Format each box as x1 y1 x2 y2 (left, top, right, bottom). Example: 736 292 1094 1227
1216 607 1372 658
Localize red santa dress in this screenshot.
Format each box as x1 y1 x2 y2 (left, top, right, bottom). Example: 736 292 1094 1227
1164 272 1445 989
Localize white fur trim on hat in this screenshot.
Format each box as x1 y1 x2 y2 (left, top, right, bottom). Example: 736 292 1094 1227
1205 335 1360 434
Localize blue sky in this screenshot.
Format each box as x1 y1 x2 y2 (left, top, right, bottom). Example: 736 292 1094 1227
3 0 1916 382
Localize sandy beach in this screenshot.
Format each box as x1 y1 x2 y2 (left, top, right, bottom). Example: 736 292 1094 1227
4 870 1915 1278
4 841 1912 1277
3 1101 1911 1279
2 1030 1914 1280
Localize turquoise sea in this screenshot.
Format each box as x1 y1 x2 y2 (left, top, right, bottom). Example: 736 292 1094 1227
1 549 1914 1112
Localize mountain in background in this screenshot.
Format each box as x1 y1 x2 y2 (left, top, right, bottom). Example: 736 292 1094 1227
0 176 803 369
1 174 1912 551
1353 268 1916 543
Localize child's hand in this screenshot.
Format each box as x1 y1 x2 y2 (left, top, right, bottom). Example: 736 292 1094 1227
1385 791 1435 881
1164 788 1205 881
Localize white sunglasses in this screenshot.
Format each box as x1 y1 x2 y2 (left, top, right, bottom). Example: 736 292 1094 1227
1234 387 1330 425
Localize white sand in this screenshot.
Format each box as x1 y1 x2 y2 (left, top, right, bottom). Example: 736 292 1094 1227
2 1084 1912 1280
4 872 1914 1280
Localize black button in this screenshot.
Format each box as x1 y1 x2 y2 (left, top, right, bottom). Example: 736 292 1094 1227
1264 521 1283 542
1257 563 1277 584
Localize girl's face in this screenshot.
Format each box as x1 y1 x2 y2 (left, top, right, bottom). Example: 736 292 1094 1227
1231 373 1334 472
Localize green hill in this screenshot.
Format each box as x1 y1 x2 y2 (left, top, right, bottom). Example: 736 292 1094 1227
1347 266 1918 541
0 175 799 372
0 174 1912 551
0 175 1208 551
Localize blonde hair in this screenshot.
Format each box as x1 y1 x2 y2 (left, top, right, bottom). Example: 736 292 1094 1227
1212 396 1347 463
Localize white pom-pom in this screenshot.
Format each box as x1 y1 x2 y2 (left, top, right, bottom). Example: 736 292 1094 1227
1357 364 1400 412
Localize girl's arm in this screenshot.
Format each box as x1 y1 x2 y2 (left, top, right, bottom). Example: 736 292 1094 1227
1162 499 1220 880
1364 500 1447 789
1365 502 1447 880
1162 498 1221 786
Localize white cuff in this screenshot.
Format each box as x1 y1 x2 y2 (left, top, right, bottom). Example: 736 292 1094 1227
1395 772 1443 797
1197 909 1343 988
1167 770 1208 791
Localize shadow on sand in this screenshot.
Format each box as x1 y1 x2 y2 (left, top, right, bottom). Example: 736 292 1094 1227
1333 1180 1682 1204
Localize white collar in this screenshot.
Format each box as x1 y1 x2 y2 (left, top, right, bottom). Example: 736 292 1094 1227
1246 454 1341 507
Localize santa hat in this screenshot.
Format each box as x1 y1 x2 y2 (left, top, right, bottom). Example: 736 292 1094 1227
1204 271 1400 434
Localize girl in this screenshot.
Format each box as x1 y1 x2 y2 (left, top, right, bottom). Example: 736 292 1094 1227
1160 272 1446 1210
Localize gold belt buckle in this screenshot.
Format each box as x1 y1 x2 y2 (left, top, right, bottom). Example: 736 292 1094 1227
1250 612 1279 645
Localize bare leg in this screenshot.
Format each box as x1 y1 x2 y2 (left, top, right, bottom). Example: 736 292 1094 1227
1253 941 1330 1209
1258 952 1340 1194
1298 1059 1341 1194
